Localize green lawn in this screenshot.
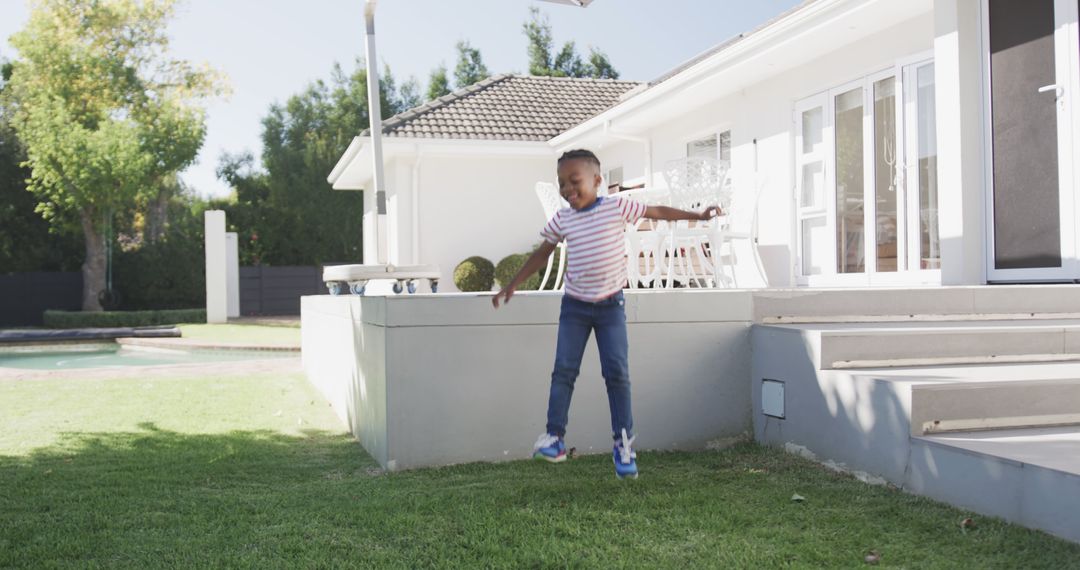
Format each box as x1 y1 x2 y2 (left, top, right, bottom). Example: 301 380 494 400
178 323 300 346
2 373 1078 568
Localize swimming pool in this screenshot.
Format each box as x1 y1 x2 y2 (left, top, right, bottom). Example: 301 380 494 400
0 345 292 370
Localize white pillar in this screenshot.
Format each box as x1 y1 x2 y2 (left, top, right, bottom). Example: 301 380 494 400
935 0 987 285
225 232 240 318
204 210 227 323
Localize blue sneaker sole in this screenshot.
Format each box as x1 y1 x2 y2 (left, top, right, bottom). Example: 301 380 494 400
613 458 638 479
534 452 566 463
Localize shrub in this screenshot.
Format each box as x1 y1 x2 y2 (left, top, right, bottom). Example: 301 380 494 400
43 309 206 329
453 256 495 292
495 253 540 290
113 237 205 311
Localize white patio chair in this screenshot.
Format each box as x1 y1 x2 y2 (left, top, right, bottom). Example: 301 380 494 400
534 182 568 290
708 173 769 288
661 157 732 288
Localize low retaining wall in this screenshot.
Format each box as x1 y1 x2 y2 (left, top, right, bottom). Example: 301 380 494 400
301 290 754 471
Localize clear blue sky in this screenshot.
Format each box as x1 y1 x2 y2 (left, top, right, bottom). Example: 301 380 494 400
0 0 801 198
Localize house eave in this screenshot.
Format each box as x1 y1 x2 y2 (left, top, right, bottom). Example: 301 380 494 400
328 137 555 190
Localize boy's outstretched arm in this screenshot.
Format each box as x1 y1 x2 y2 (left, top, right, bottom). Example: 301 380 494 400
492 240 557 309
644 204 722 221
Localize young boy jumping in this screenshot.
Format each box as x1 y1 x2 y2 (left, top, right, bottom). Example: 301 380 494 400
492 149 720 479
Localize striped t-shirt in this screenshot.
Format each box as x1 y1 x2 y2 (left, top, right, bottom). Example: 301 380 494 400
540 196 647 302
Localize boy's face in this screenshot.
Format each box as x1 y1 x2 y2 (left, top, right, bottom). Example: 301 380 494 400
557 158 602 210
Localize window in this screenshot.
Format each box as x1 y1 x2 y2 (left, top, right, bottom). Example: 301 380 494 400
795 58 939 283
687 130 731 167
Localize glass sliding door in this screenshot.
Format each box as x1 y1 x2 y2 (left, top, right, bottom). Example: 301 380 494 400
905 61 940 270
796 57 941 286
873 76 900 272
834 86 865 274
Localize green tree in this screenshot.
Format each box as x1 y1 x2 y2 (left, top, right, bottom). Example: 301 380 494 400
453 40 489 89
0 60 83 273
523 7 620 79
427 64 451 100
5 0 224 310
218 59 415 267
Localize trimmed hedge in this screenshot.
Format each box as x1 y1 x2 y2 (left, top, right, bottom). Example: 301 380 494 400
453 256 495 292
43 308 207 329
495 253 540 290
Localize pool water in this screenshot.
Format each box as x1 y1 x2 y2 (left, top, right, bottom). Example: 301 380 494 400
0 347 291 370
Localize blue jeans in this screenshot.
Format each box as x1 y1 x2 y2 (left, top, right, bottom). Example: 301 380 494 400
546 290 633 440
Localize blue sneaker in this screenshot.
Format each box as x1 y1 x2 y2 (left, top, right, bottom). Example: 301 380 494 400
613 429 638 479
533 433 567 463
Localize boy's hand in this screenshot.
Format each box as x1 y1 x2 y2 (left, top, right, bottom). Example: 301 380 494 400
492 287 515 309
699 205 722 221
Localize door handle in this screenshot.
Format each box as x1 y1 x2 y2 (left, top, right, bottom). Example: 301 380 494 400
1038 84 1065 98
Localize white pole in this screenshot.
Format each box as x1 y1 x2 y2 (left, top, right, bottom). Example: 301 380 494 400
225 232 240 318
364 0 388 265
204 210 227 324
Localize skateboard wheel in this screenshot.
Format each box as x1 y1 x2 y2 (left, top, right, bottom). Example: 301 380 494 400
327 281 342 296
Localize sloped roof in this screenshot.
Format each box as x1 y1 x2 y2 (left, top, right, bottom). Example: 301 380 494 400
361 74 643 142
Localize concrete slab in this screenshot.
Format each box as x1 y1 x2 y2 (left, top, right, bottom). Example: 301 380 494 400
909 428 1080 543
919 426 1080 475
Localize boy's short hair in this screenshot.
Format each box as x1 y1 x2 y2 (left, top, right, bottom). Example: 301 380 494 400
558 149 601 171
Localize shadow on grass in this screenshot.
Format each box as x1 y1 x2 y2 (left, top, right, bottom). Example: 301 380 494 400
2 428 1078 568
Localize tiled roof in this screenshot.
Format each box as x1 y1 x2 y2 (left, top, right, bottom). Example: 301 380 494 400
362 74 643 142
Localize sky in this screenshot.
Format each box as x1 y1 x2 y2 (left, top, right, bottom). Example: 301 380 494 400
0 0 802 198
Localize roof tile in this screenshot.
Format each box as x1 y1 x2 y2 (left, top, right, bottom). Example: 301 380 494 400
361 74 642 142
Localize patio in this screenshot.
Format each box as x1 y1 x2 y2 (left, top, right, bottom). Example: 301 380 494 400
302 284 1080 543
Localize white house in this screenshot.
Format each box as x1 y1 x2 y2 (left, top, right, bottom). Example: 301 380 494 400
553 0 1080 289
311 0 1080 543
333 0 1080 292
327 74 641 291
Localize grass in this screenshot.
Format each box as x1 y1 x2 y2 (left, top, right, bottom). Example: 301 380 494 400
177 323 301 346
2 373 1079 568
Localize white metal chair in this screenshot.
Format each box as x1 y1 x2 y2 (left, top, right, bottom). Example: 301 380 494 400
708 173 769 288
661 157 732 288
534 182 568 290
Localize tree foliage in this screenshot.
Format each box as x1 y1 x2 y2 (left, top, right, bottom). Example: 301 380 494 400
5 0 224 310
218 60 417 267
0 62 83 273
522 7 620 79
453 40 490 89
427 64 451 101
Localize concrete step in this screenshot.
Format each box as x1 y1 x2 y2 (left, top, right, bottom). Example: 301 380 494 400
754 285 1080 324
911 378 1080 435
813 320 1080 369
908 426 1080 544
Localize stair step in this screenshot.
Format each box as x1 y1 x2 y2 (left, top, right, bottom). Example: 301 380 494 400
817 321 1080 369
911 378 1080 435
909 427 1080 544
754 285 1080 323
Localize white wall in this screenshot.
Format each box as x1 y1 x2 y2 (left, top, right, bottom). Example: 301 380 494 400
416 155 556 292
621 13 935 287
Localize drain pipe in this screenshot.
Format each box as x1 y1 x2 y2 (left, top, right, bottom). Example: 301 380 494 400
604 120 652 186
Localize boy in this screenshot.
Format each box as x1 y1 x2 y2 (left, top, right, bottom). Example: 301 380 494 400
492 149 720 479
